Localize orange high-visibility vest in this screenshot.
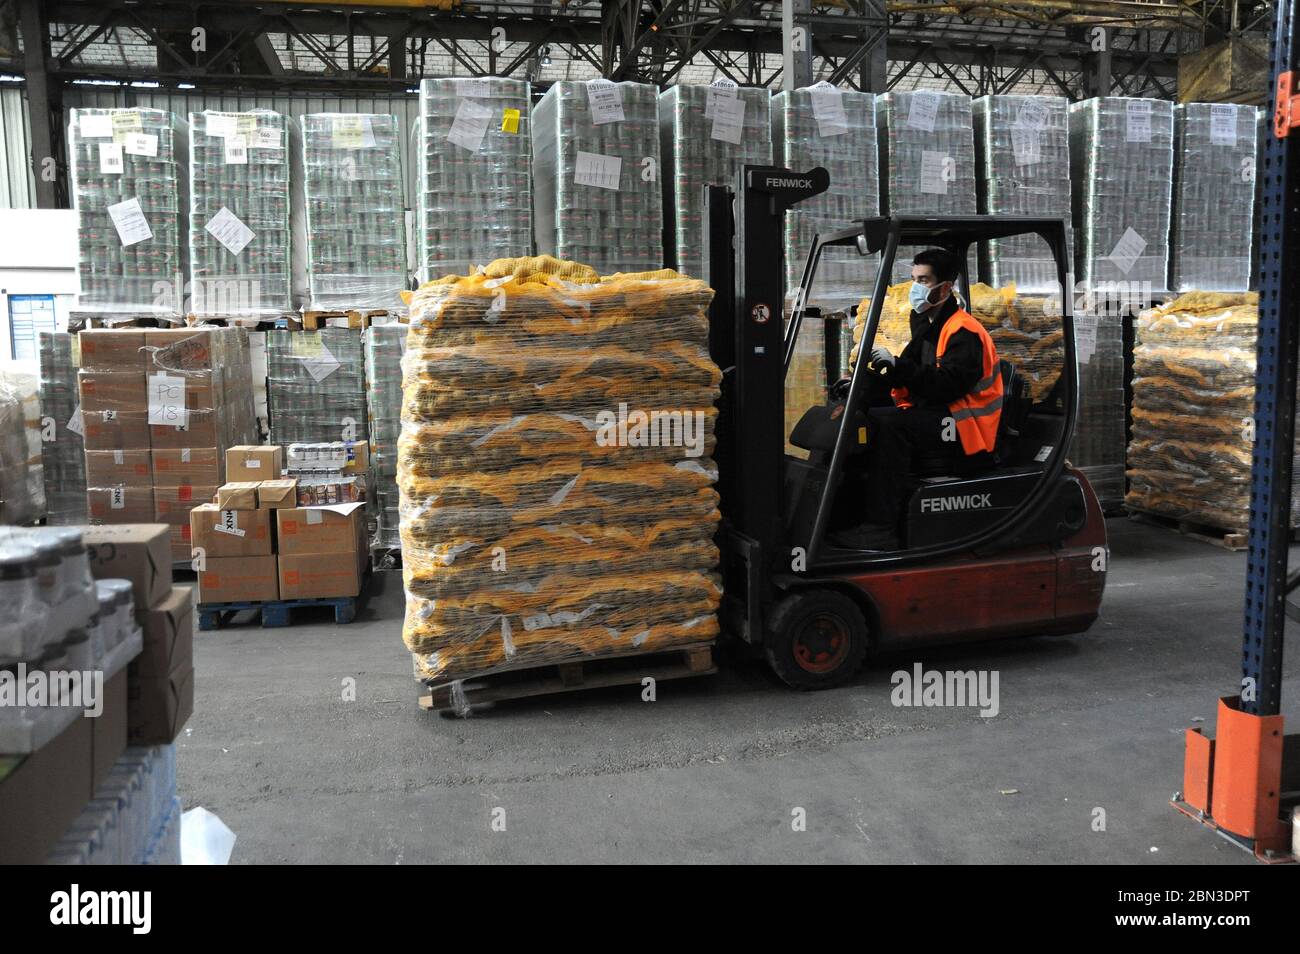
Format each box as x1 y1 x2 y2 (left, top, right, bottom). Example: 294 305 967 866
890 308 1003 456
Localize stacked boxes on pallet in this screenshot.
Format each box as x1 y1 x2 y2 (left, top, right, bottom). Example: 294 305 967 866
877 91 978 283
772 86 878 452
1170 103 1260 293
418 78 533 282
1068 97 1175 510
301 113 408 311
38 332 87 525
265 329 368 446
398 257 722 685
78 328 257 563
192 443 370 605
363 325 404 552
532 81 664 274
67 108 183 318
188 109 293 318
1127 291 1300 529
972 95 1073 292
0 366 43 525
659 83 773 279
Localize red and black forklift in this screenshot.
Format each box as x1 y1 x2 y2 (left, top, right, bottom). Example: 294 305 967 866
706 167 1107 689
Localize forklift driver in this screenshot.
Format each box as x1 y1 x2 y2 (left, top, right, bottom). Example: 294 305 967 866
829 248 1004 551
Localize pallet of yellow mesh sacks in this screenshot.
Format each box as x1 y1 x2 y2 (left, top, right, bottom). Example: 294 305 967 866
1126 290 1300 540
849 281 1064 402
398 256 724 709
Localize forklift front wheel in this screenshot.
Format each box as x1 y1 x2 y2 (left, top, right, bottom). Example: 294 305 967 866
765 589 869 691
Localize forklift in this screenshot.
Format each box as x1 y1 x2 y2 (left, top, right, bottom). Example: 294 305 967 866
706 167 1107 689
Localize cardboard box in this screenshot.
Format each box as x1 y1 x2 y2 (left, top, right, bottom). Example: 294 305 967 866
227 444 282 482
278 551 365 600
91 668 128 792
276 504 366 556
82 410 151 450
135 585 194 678
152 446 222 486
77 370 146 413
78 328 146 371
216 481 260 510
189 503 273 557
257 478 297 509
150 409 217 448
145 328 213 371
0 712 93 864
127 663 194 746
154 483 216 525
87 486 155 524
81 523 172 610
165 524 193 565
198 554 278 603
84 449 152 488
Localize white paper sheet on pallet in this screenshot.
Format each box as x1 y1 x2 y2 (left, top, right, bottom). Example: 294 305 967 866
704 78 738 117
99 143 123 175
574 151 621 190
147 372 188 428
586 80 625 125
107 197 153 246
205 206 255 256
710 95 746 144
447 99 493 153
79 114 113 138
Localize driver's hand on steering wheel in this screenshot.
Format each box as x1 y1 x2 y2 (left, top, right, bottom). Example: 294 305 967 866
828 377 851 403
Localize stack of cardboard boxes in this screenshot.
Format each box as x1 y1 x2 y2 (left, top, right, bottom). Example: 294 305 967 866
79 327 257 564
80 524 194 747
192 444 368 605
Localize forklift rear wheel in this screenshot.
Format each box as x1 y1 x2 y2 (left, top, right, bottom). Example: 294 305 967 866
765 590 869 690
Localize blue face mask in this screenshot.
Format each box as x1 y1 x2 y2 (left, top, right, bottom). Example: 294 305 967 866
909 281 933 313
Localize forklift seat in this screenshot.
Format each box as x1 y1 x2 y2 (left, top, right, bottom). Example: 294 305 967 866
910 359 1032 478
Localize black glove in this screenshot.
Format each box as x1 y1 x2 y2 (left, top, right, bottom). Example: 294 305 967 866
828 377 851 403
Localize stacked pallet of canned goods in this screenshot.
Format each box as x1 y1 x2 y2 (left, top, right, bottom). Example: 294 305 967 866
659 83 772 280
265 329 369 447
66 107 182 318
188 109 293 318
363 324 405 554
533 80 664 274
417 78 533 282
37 332 87 525
301 113 408 312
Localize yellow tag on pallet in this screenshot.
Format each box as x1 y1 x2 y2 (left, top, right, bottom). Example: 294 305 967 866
501 108 520 134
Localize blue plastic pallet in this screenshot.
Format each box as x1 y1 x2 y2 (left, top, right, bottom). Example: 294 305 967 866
198 595 357 630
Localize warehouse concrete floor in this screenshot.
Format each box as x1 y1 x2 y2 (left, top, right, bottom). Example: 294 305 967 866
177 517 1299 864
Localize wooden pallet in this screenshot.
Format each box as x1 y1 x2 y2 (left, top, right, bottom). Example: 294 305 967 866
198 593 359 630
298 309 402 331
418 643 717 716
1127 508 1249 551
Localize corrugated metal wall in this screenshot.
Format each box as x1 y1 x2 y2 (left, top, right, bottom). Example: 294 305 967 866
61 88 423 206
0 87 36 209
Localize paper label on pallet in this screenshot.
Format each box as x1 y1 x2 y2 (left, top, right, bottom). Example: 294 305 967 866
1125 99 1152 143
99 143 124 175
1011 124 1041 166
332 115 376 149
1107 226 1146 275
224 135 249 165
147 372 188 428
1075 315 1098 365
181 448 191 463
919 150 949 195
103 409 117 421
113 450 123 465
447 99 493 153
110 486 125 510
66 405 84 437
306 509 323 525
704 78 738 118
1210 104 1238 146
79 114 113 138
206 113 238 138
710 94 746 145
461 79 493 100
107 197 153 247
574 151 621 190
1016 99 1050 130
253 126 281 150
808 82 848 137
216 510 245 537
123 133 157 158
586 79 625 125
906 90 940 132
303 340 341 382
110 111 142 142
205 206 255 256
